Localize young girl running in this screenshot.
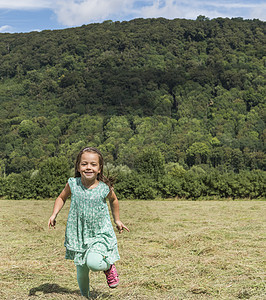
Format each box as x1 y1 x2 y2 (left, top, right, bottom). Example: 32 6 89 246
48 147 129 298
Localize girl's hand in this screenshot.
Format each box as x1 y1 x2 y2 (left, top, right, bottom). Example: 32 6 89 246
115 220 129 234
48 215 57 229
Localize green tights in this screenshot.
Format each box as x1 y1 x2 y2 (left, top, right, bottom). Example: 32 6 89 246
76 252 110 298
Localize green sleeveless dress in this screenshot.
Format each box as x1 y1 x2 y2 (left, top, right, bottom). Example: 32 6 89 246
64 177 120 266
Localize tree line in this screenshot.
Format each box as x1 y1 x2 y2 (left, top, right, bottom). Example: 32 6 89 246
0 17 265 199
0 115 265 199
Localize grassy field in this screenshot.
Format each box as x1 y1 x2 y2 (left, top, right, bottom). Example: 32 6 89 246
0 199 265 300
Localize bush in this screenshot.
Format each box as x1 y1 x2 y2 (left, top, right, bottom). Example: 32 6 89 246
204 169 266 199
114 172 140 199
1 156 70 199
4 172 37 199
157 175 183 198
165 162 186 178
34 156 70 198
134 147 165 180
134 181 157 200
181 170 207 199
0 176 7 197
114 172 158 200
0 158 264 200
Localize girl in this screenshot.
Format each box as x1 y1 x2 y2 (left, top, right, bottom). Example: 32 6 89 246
48 147 129 298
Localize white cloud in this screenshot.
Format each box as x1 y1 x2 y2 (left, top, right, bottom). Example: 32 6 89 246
136 0 266 20
52 0 265 26
0 0 53 10
0 25 12 32
249 5 266 21
53 0 133 26
137 0 189 19
0 0 265 29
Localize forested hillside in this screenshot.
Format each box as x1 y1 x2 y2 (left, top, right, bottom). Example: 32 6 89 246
0 17 265 199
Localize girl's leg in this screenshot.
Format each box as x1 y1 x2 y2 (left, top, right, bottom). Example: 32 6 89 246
86 252 110 272
86 252 119 288
76 264 90 298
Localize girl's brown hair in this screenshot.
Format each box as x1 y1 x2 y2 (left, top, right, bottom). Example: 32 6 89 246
75 147 112 189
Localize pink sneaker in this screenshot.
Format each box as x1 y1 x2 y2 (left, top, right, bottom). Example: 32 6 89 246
104 264 119 288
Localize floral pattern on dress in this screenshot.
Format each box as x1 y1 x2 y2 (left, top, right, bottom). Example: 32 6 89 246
64 177 120 266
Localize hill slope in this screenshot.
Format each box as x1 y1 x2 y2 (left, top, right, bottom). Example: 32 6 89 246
0 17 265 199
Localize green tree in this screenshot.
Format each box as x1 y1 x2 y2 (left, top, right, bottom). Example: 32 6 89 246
18 120 38 138
34 157 70 198
134 147 165 180
186 142 211 166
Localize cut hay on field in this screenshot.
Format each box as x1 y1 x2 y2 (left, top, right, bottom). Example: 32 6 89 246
0 200 265 299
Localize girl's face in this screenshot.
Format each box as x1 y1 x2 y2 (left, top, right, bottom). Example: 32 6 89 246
78 152 101 182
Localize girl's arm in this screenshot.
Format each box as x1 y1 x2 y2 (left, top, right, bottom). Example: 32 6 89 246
48 183 71 229
107 189 129 234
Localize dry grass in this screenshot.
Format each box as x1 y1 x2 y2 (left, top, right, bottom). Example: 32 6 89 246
0 199 265 300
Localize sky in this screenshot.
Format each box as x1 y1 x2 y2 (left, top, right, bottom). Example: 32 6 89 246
0 0 265 33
